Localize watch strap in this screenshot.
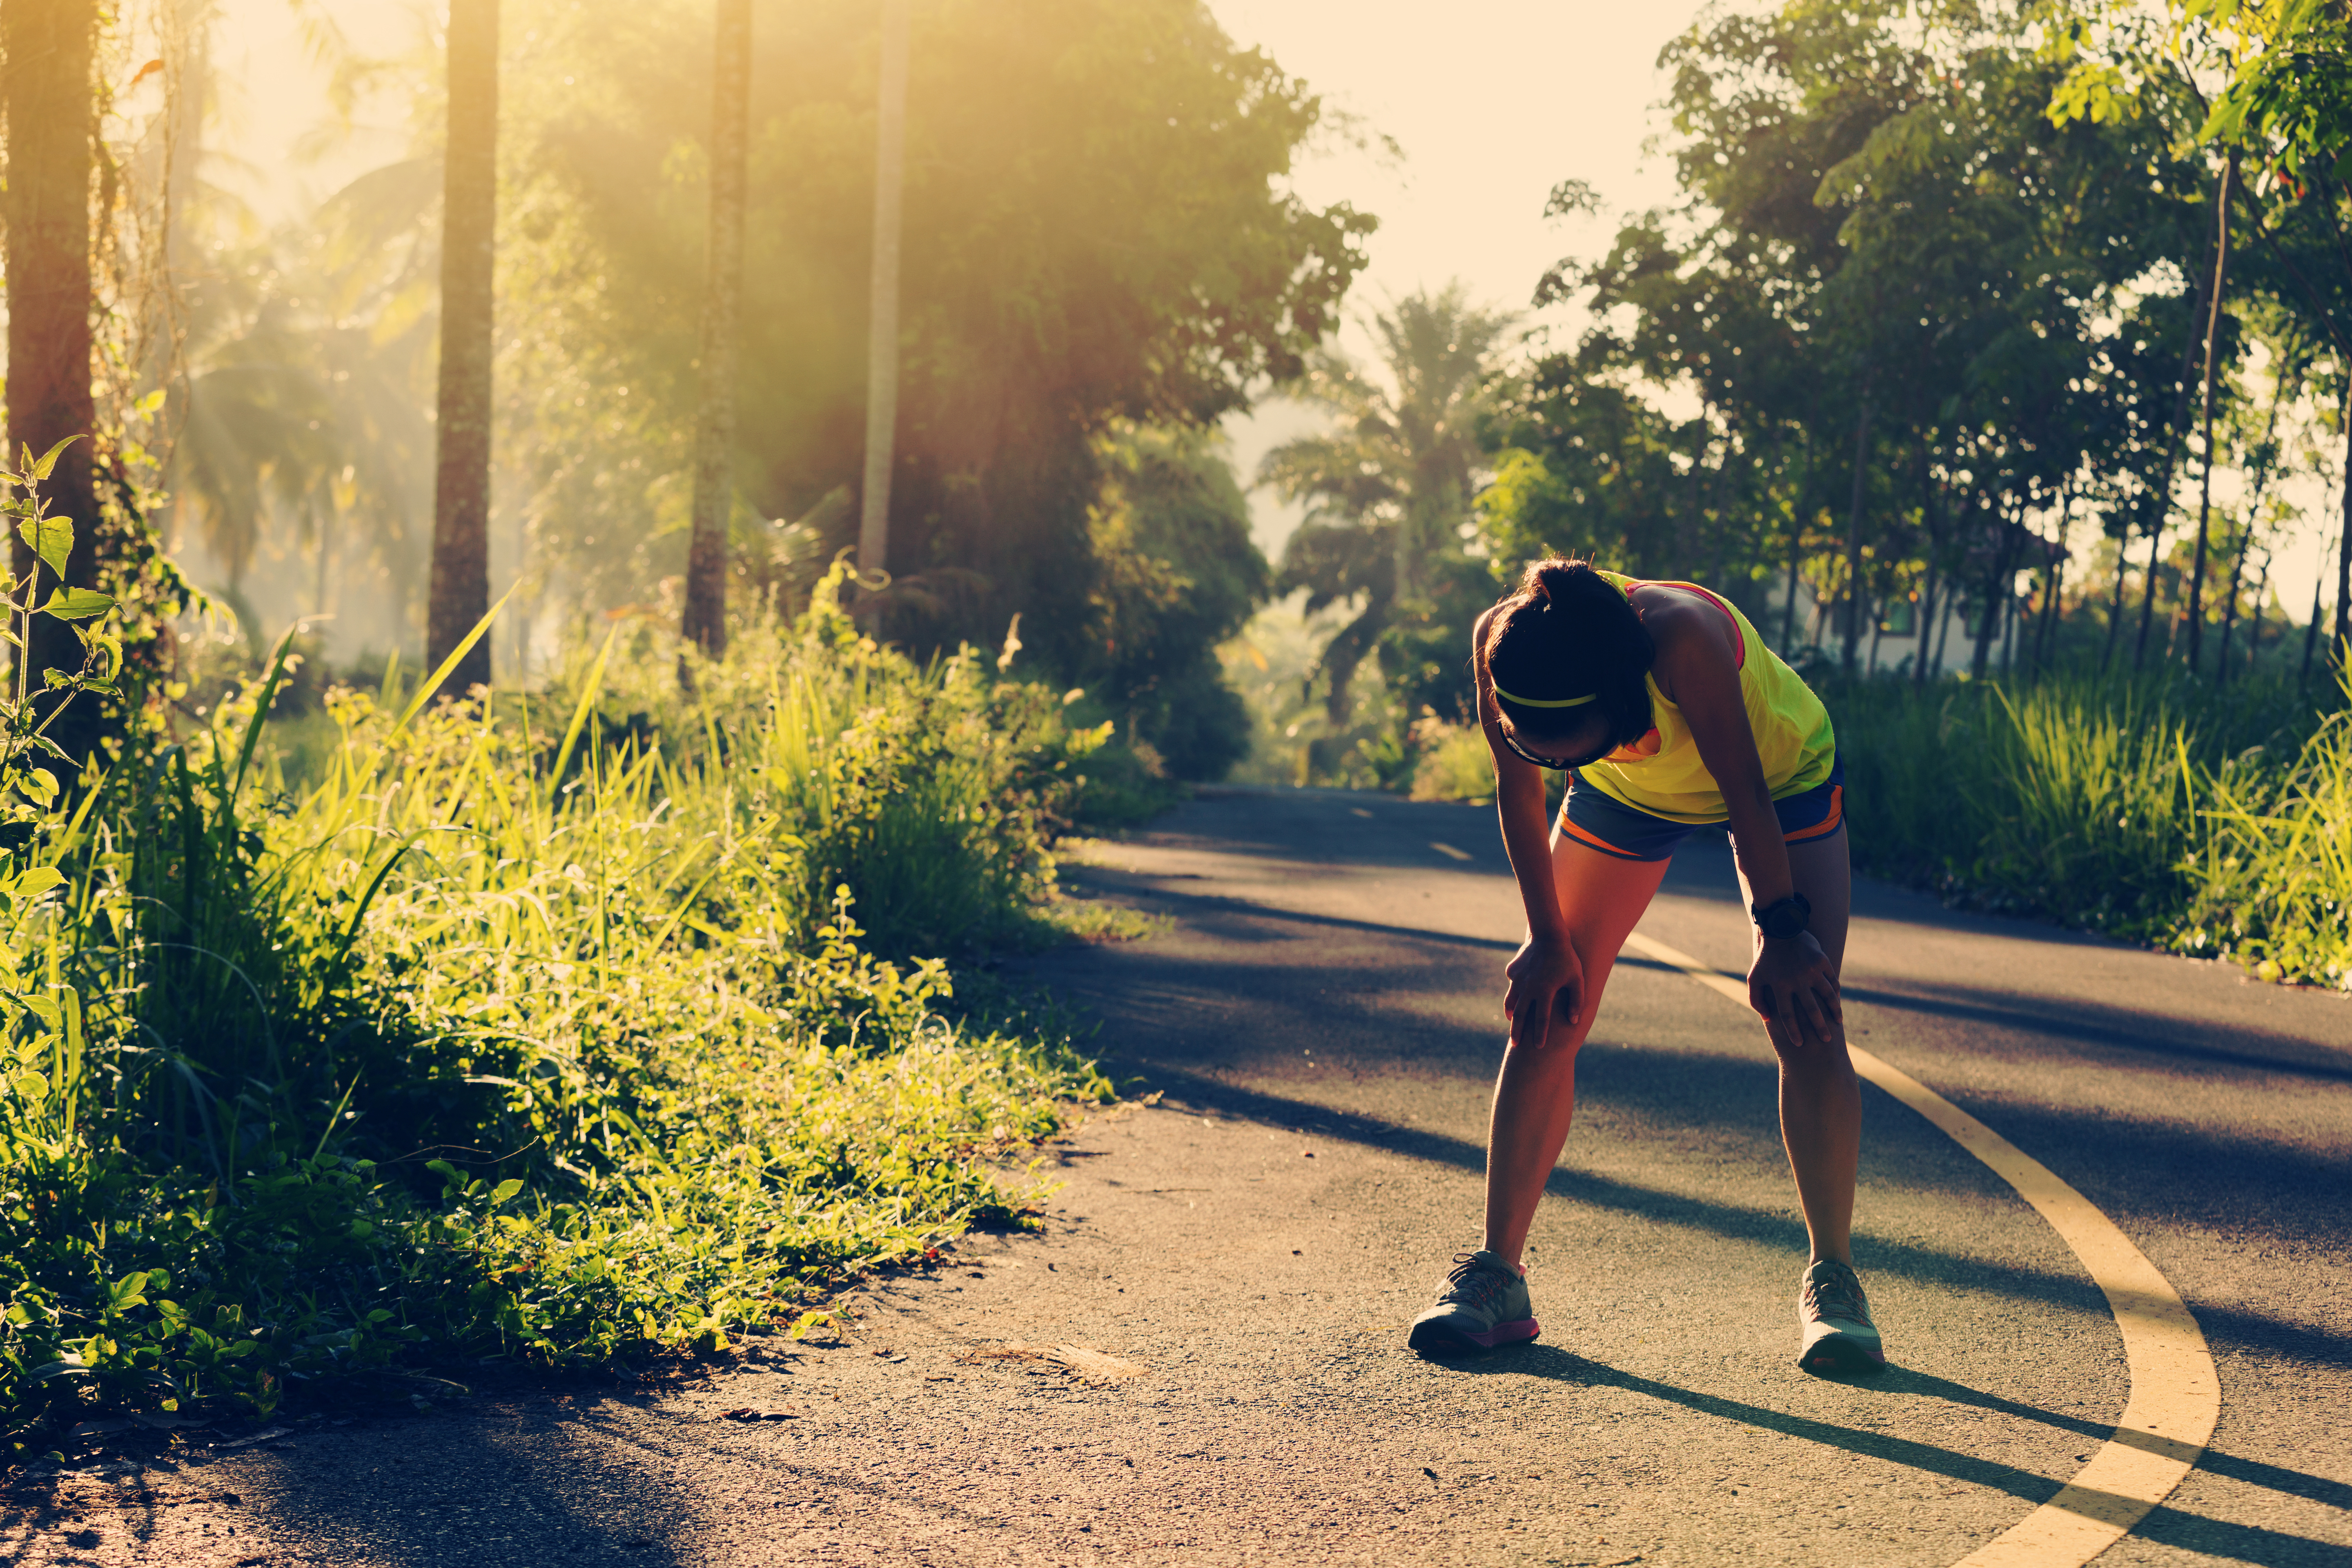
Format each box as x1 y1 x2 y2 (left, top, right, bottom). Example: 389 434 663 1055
1752 892 1811 940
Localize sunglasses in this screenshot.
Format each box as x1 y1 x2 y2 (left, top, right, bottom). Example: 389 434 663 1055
1498 726 1617 773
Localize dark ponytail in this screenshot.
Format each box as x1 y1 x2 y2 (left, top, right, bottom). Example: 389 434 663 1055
1480 557 1654 747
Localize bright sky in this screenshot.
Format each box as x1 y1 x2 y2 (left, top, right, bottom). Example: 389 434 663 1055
1205 0 1714 553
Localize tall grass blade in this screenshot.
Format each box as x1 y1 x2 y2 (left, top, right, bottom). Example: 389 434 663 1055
391 586 515 735
229 624 305 812
550 624 621 800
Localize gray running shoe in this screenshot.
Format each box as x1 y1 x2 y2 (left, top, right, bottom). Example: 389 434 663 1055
1796 1258 1884 1374
1408 1250 1540 1357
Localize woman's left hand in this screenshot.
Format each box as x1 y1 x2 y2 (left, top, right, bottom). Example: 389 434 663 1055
1748 932 1843 1048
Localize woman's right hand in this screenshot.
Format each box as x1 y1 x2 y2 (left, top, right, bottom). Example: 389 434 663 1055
1504 935 1584 1052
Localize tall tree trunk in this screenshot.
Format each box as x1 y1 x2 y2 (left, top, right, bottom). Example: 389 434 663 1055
2 0 101 760
2033 492 2071 674
2100 531 2130 672
2215 517 2247 684
2215 334 2297 686
1931 577 1955 678
2335 419 2352 682
1679 404 1709 582
2000 572 2019 677
2187 149 2238 676
1780 425 1811 651
1933 486 1978 682
1912 438 1943 688
1781 526 1802 651
2245 546 2270 677
682 0 751 658
1971 508 2020 681
429 0 499 690
857 0 912 584
2036 548 2065 674
2134 216 2219 675
1842 386 1871 672
2304 526 2329 687
2132 522 2165 673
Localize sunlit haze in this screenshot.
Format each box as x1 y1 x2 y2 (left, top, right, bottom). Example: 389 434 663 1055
1206 0 1711 553
202 0 2336 615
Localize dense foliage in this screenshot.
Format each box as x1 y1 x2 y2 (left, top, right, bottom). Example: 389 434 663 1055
0 561 1129 1451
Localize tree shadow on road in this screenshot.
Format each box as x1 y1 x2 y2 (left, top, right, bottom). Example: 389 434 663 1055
1860 1368 2352 1514
1445 1347 2344 1566
1131 1069 2352 1375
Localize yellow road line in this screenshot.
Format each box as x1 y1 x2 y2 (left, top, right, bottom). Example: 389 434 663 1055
1430 841 1472 861
1620 929 2220 1568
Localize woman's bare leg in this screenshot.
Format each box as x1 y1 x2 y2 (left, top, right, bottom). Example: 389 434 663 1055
1482 835 1670 1268
1734 830 1857 1265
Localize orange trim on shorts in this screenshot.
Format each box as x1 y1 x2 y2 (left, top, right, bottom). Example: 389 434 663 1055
1554 810 1653 861
1782 784 1844 842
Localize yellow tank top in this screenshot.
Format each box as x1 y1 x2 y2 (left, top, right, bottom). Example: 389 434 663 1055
1575 572 1836 824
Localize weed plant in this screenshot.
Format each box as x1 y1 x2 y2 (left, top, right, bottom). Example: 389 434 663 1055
0 567 1119 1450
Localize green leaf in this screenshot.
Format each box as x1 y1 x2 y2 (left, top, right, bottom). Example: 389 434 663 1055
488 1178 526 1206
9 1071 46 1102
28 434 82 482
39 587 114 621
10 867 63 900
16 516 71 580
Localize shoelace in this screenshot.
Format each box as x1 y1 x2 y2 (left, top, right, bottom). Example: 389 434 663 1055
1804 1265 1869 1324
1440 1253 1514 1311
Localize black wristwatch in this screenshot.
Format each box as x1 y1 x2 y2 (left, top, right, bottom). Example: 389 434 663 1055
1752 893 1811 941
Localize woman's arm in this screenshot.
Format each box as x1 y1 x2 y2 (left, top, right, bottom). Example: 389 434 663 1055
1474 608 1584 1050
1658 603 1843 1047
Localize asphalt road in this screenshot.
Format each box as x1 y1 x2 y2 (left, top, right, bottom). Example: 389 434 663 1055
5 787 2346 1566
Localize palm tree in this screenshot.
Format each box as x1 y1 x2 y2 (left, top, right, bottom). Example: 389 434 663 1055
428 0 499 688
169 158 441 635
1258 285 1514 723
683 0 753 656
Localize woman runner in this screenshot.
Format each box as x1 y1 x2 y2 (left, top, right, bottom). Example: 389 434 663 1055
1407 557 1882 1374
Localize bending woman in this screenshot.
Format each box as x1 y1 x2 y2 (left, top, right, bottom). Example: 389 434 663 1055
1407 557 1881 1374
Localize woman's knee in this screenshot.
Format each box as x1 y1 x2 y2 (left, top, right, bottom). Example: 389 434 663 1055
1499 1029 1586 1086
1766 1027 1855 1080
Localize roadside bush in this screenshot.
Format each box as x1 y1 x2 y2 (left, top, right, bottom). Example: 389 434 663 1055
1408 719 1494 804
0 566 1119 1450
1826 666 2351 986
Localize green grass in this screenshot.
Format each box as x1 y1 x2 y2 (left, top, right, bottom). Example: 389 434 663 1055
0 585 1140 1450
1825 666 2352 987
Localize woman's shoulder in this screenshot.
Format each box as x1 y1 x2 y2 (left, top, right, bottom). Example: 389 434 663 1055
1635 582 1728 639
1639 584 1741 689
